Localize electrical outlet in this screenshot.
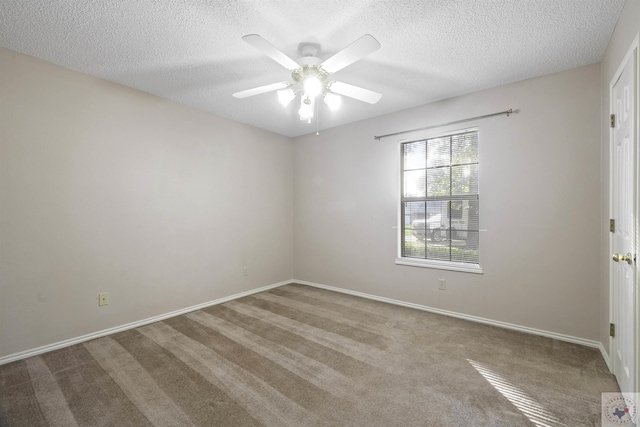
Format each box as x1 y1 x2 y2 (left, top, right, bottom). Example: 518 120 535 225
438 279 446 290
98 292 109 306
243 266 249 276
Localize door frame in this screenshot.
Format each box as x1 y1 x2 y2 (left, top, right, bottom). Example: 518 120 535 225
609 33 640 394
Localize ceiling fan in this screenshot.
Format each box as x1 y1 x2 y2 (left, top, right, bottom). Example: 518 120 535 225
233 34 382 122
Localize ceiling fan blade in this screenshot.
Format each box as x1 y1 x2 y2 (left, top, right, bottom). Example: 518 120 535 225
233 82 289 99
320 34 381 74
242 34 300 71
329 81 382 104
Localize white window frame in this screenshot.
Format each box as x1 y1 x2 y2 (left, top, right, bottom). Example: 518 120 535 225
395 127 483 274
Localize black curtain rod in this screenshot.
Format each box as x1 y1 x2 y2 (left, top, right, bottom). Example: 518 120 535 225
373 108 516 140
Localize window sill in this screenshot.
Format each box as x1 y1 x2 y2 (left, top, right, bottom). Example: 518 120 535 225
395 258 484 274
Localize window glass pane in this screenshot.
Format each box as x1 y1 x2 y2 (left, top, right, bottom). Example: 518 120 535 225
452 231 479 264
452 132 478 165
404 202 426 232
425 203 450 244
449 200 477 242
403 141 426 170
426 242 451 261
450 200 464 221
426 202 449 229
401 202 421 258
426 167 450 197
451 164 478 195
427 137 450 168
466 199 480 231
426 200 446 220
403 243 425 258
404 170 426 198
403 201 426 258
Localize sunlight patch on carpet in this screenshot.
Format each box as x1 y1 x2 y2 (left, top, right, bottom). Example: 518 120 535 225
467 359 566 427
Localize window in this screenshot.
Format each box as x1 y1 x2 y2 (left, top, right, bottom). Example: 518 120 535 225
397 129 481 273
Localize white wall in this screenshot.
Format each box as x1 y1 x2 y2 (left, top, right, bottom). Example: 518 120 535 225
294 63 602 342
0 48 294 359
599 0 640 356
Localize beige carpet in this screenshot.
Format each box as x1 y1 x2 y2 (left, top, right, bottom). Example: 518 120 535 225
0 283 619 426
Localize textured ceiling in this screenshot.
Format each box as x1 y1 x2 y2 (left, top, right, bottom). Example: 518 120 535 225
0 1 625 137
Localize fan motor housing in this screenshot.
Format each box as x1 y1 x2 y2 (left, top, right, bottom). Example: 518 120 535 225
292 64 329 86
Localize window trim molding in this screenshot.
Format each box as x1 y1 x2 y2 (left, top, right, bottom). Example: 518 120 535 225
396 126 482 274
395 257 484 274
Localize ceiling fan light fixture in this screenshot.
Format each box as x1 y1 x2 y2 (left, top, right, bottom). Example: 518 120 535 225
277 88 296 106
303 75 323 98
298 96 314 121
323 92 342 111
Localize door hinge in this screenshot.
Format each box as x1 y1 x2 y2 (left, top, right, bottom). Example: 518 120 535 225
610 323 616 338
611 114 616 128
610 219 615 233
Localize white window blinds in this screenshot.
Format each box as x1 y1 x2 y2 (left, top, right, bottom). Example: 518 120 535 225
400 130 479 265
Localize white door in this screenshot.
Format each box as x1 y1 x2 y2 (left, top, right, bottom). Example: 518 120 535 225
611 45 637 394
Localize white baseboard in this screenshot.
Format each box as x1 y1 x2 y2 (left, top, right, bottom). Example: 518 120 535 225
599 342 613 371
2 278 612 370
0 280 289 366
292 279 612 366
